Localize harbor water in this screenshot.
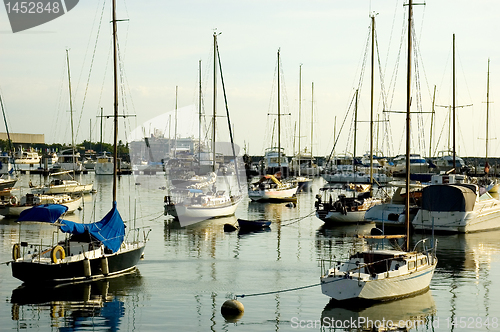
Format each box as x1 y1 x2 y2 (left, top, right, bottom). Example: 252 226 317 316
1 173 500 331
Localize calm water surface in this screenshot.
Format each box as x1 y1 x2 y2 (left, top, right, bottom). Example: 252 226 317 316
1 173 499 331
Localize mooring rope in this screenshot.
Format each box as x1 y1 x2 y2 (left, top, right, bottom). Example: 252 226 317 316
235 282 320 299
281 210 316 226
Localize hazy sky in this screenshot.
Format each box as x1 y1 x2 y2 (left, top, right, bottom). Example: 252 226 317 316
1 0 499 158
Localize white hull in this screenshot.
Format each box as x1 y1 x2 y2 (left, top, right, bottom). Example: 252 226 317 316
0 196 82 216
321 263 435 301
364 203 405 226
31 183 93 195
248 186 298 201
323 210 368 223
176 197 242 227
321 198 382 223
413 202 500 233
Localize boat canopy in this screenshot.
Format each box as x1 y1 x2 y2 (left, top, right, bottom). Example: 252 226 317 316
18 204 68 223
18 202 125 253
422 184 477 212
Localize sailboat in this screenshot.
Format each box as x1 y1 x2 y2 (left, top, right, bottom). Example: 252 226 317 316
9 0 148 284
248 49 298 201
290 71 314 190
320 6 437 301
315 17 386 224
34 51 93 193
172 32 243 226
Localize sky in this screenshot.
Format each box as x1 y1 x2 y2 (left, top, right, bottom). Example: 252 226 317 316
1 0 499 158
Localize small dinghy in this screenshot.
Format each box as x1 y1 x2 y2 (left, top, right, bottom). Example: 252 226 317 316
237 218 271 230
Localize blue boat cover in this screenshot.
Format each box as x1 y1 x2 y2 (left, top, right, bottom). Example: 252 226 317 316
18 204 69 223
18 202 125 253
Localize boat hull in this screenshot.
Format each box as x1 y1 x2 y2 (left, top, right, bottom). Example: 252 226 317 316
175 197 242 227
248 187 298 202
321 263 436 301
11 244 145 284
31 183 93 195
413 205 500 233
0 196 82 216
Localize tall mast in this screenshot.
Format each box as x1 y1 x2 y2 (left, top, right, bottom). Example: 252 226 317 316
354 89 358 175
0 94 14 162
452 33 456 173
298 64 302 176
66 49 76 179
405 0 413 252
212 32 217 173
198 60 202 169
486 58 490 164
311 81 314 166
112 0 118 203
370 14 375 189
277 48 281 171
174 85 178 158
429 85 436 158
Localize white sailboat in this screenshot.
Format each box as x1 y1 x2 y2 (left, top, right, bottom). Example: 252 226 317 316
173 32 243 226
30 170 93 195
320 7 437 301
316 17 385 224
248 49 298 201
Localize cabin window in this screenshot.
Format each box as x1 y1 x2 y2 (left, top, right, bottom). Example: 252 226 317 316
422 257 427 265
408 261 416 269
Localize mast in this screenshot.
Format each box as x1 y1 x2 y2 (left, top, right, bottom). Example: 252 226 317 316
354 89 358 176
174 85 178 158
212 32 217 173
66 49 76 178
277 48 281 171
298 64 302 176
405 0 413 252
311 81 314 169
370 14 375 189
452 33 456 173
486 58 490 165
0 94 14 163
198 60 202 169
429 85 436 158
112 0 118 203
100 107 103 152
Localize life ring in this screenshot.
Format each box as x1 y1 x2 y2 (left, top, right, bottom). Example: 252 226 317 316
12 243 21 260
51 245 66 263
9 196 19 206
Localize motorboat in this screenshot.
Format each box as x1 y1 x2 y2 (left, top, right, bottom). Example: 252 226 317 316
412 173 500 233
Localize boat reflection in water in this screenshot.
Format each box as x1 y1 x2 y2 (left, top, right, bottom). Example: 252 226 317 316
321 290 436 331
11 271 143 329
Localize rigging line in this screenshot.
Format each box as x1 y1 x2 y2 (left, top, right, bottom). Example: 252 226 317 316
235 282 320 298
75 0 107 142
